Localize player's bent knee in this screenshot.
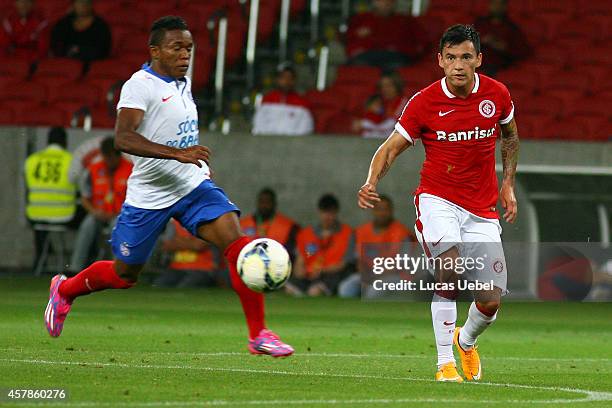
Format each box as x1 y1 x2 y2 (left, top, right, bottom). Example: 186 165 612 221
476 300 500 317
113 261 144 283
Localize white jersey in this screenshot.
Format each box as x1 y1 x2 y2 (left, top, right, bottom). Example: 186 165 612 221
117 66 209 209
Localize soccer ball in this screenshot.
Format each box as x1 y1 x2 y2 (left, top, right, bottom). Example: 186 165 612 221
237 238 292 292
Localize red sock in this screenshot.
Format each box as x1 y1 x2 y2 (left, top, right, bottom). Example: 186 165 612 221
59 261 133 302
225 236 266 339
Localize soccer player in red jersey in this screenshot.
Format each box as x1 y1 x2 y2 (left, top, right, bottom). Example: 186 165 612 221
358 25 520 382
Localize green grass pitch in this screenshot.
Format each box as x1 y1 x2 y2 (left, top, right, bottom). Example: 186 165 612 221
1 277 611 407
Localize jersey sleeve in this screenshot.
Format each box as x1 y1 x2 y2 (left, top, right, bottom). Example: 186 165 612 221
395 91 423 143
117 76 150 112
498 83 514 125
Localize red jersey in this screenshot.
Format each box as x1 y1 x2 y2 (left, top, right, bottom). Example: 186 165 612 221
395 73 514 219
0 11 48 62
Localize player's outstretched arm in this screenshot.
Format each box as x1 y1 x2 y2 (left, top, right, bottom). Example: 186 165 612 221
115 108 210 167
358 130 411 209
500 118 520 223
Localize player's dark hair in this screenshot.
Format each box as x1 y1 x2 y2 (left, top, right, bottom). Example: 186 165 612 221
318 194 339 212
258 187 277 205
149 16 189 46
47 126 67 147
100 136 119 157
439 24 480 54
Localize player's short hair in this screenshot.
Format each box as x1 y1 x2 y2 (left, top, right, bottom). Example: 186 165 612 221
100 136 119 157
439 24 480 54
47 126 67 147
318 194 339 212
258 187 277 204
149 16 189 46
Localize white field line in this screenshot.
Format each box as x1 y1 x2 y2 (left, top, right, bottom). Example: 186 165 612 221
1 357 611 406
1 348 610 363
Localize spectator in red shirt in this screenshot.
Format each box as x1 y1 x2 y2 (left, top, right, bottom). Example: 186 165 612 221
252 63 314 135
50 0 111 62
474 0 531 75
354 72 408 138
346 0 429 69
0 0 49 63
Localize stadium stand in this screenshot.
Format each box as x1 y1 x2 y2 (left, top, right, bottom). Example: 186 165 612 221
0 0 608 141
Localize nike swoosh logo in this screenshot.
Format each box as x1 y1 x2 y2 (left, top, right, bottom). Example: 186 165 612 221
162 95 173 102
439 109 455 117
443 321 455 326
431 237 443 247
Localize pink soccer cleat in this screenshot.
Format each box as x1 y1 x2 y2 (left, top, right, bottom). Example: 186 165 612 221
248 329 294 358
44 274 72 337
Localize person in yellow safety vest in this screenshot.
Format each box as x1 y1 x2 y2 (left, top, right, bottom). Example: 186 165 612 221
24 126 76 270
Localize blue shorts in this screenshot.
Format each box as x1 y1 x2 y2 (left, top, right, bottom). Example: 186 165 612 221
111 179 240 264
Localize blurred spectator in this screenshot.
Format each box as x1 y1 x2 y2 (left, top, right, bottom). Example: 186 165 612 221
354 73 408 138
68 137 132 273
240 188 299 256
68 135 106 183
338 195 416 298
252 63 314 136
24 127 76 270
474 0 531 75
346 0 429 69
50 0 111 62
0 0 48 63
287 194 354 297
153 220 224 288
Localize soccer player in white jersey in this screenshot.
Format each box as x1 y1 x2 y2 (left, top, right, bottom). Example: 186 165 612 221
44 16 293 357
358 25 520 381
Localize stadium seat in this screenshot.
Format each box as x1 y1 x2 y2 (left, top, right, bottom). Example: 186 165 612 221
518 17 551 46
14 104 70 127
118 32 151 55
324 111 356 135
542 71 593 93
541 89 586 113
34 58 84 81
0 81 48 104
47 81 103 108
334 66 381 88
0 105 15 125
528 0 577 15
306 89 349 112
554 17 603 43
89 106 117 129
567 98 611 120
99 6 147 32
139 3 181 27
0 57 32 79
87 59 135 82
311 107 340 134
521 94 564 117
495 69 539 94
398 64 440 91
331 84 377 115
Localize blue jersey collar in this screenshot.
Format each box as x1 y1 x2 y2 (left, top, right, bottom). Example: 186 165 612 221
142 63 185 83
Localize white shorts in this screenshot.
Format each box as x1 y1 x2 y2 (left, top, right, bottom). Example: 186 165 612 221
414 193 507 293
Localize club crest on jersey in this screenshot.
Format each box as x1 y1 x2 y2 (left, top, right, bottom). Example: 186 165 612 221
479 99 496 118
